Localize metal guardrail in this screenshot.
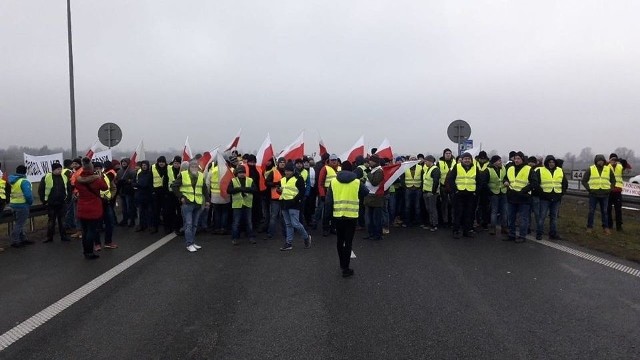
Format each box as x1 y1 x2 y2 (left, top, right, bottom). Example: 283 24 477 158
565 180 640 205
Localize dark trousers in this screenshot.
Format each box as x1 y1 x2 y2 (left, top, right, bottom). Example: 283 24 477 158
152 191 167 228
304 188 317 225
607 191 622 229
453 191 476 233
101 202 115 244
476 190 491 227
251 193 263 229
137 200 153 229
165 193 181 232
81 219 99 255
120 193 136 224
47 203 66 241
335 217 357 270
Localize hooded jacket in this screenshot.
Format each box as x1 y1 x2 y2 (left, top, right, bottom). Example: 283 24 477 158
581 154 615 197
134 160 154 203
506 162 539 204
8 174 33 208
536 155 568 201
39 173 71 205
326 170 369 213
75 169 108 220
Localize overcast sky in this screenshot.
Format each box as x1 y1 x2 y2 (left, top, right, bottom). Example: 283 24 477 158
1 0 638 157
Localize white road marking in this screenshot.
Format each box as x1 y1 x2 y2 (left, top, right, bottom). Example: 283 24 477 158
622 206 639 211
531 238 640 279
351 251 356 259
0 233 176 352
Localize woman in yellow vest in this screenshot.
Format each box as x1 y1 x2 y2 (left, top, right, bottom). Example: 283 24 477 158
278 162 311 251
172 160 210 252
227 165 257 245
581 154 615 235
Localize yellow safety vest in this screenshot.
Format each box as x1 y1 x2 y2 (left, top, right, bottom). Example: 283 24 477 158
609 163 623 188
100 175 112 200
404 166 422 189
358 165 367 179
179 170 204 204
151 164 164 188
539 167 564 193
209 165 220 196
588 165 611 190
168 167 177 188
422 165 437 193
438 159 456 185
454 163 476 191
300 168 309 182
44 173 69 201
507 165 532 192
62 168 72 177
476 162 489 171
231 177 253 209
0 178 6 200
324 166 339 188
10 178 28 204
488 167 507 195
331 178 360 218
280 176 299 201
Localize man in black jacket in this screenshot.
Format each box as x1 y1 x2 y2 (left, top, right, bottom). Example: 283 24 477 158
536 155 568 240
279 162 310 251
39 163 72 242
504 152 539 242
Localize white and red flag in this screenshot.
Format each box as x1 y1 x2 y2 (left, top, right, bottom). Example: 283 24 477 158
85 140 99 159
256 133 275 169
224 129 242 152
319 137 328 158
365 160 420 195
182 137 193 162
340 135 365 163
130 139 146 164
199 147 219 171
279 131 304 162
216 150 234 199
375 138 393 161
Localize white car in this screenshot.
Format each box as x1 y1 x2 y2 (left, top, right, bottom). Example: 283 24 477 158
630 175 640 184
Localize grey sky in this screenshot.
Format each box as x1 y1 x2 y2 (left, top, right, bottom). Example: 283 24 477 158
1 0 638 157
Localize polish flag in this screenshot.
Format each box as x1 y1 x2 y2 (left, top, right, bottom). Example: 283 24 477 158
365 160 420 195
375 138 393 161
182 137 193 162
85 140 99 159
199 147 219 171
256 133 275 169
339 135 365 163
216 150 234 199
279 131 305 161
224 129 242 152
319 137 328 158
130 139 146 164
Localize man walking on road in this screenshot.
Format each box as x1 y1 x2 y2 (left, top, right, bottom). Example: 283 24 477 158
279 162 311 251
173 160 210 252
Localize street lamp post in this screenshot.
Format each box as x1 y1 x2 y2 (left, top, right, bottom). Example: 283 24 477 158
66 0 77 157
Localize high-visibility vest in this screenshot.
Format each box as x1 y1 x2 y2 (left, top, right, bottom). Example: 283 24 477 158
179 170 204 204
279 176 299 201
476 162 489 171
300 168 309 182
438 159 456 185
271 170 283 200
0 178 6 200
231 177 253 209
324 165 338 188
539 167 564 193
330 178 360 218
507 165 532 192
151 164 164 188
404 166 422 189
209 165 221 196
62 168 72 177
357 165 367 179
168 167 177 187
10 178 28 204
588 165 611 190
100 175 112 200
488 167 507 195
609 163 623 188
454 163 476 191
422 165 437 193
44 173 69 201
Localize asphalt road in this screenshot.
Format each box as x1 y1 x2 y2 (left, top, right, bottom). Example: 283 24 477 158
1 224 639 359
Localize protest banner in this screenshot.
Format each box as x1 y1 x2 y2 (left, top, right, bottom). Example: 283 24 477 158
622 182 640 197
91 149 112 164
23 153 64 183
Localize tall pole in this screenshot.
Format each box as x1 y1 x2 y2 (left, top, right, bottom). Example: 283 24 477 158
67 0 77 157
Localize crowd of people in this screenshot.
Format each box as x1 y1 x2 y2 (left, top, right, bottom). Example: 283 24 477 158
0 148 631 276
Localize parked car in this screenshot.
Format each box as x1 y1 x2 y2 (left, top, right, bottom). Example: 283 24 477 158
630 175 640 184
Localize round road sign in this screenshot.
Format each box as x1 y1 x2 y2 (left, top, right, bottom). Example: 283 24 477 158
98 122 123 148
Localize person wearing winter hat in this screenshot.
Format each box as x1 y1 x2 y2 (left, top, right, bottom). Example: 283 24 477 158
527 156 542 237
581 154 615 235
278 161 311 250
165 155 184 234
8 165 34 248
504 152 539 242
487 155 508 235
535 155 568 240
227 164 257 245
438 148 456 228
607 153 625 231
172 160 210 252
363 154 385 240
39 163 73 243
474 151 491 231
302 156 317 227
446 152 481 238
146 156 169 234
505 151 517 169
422 155 441 231
317 154 341 236
116 157 137 227
265 157 287 239
76 157 108 259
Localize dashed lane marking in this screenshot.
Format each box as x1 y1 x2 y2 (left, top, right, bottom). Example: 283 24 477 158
0 233 176 352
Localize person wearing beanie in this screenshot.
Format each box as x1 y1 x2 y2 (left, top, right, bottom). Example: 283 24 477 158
526 156 542 236
243 154 266 233
39 162 73 243
535 155 568 240
95 159 119 250
278 160 311 251
607 153 626 231
506 151 517 169
8 165 34 248
264 157 287 240
75 158 108 259
401 155 423 228
145 156 170 234
487 155 508 235
504 151 539 242
172 160 210 252
363 154 385 240
206 156 230 236
116 158 137 227
581 154 616 234
133 160 154 232
438 148 456 228
316 154 341 236
227 163 257 245
446 152 482 238
294 159 311 225
422 155 441 231
301 156 317 227
63 159 74 177
473 151 491 231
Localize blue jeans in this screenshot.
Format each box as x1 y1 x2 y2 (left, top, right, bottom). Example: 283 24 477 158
365 206 383 239
508 202 530 238
382 195 390 228
282 208 309 245
538 199 561 237
403 188 422 225
587 195 609 229
530 196 540 232
11 207 29 245
388 192 397 226
181 203 202 246
268 200 285 238
232 207 255 239
64 199 78 229
119 194 136 224
213 203 229 231
490 194 508 228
